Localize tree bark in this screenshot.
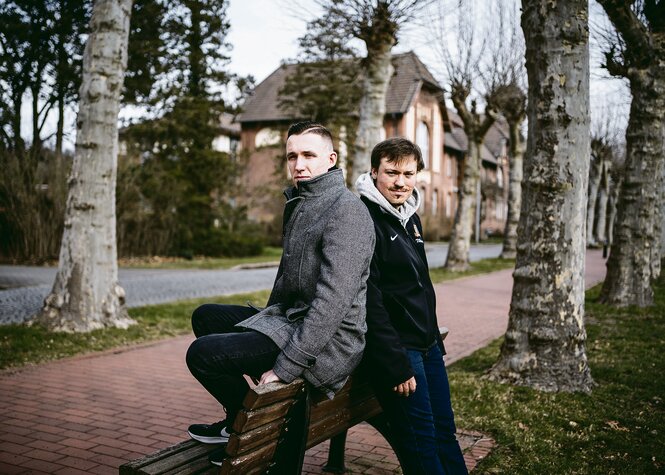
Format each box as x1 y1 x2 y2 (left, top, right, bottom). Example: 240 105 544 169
351 43 394 184
599 79 665 306
33 0 134 332
597 0 665 307
500 118 524 259
488 0 593 392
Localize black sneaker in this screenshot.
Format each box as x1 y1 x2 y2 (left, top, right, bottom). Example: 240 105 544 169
208 445 228 466
187 420 231 444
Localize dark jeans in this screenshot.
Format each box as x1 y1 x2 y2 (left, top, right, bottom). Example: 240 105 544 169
186 304 280 425
374 344 468 475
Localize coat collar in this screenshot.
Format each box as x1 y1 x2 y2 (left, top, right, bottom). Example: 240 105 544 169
284 168 346 200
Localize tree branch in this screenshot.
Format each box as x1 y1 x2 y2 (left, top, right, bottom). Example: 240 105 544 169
597 0 651 62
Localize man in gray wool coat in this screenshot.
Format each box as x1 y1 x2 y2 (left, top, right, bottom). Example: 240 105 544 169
185 121 375 466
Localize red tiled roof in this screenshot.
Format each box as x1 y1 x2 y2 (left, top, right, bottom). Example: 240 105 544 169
237 51 443 123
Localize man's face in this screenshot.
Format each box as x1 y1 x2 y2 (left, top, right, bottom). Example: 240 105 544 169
371 155 418 207
286 132 337 186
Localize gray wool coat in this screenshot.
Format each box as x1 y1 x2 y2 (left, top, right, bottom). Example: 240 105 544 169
238 169 375 397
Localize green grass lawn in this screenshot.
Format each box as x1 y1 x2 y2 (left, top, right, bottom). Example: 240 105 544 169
449 281 665 474
430 257 515 283
117 246 283 269
0 290 271 370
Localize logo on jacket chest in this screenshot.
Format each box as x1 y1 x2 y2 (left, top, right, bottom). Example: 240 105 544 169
412 223 424 244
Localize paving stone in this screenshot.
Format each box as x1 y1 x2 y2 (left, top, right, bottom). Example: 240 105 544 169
0 250 606 474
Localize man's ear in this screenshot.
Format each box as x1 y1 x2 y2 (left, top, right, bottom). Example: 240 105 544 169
329 151 338 166
370 168 378 179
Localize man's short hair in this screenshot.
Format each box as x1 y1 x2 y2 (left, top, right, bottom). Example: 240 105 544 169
287 121 334 147
371 137 424 171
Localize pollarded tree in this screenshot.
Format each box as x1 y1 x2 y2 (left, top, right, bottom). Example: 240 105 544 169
587 134 614 246
34 0 135 332
314 0 430 184
496 83 526 259
597 0 665 307
445 85 497 271
431 0 498 271
488 0 594 392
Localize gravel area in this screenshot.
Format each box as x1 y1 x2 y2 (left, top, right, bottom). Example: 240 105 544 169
0 244 501 325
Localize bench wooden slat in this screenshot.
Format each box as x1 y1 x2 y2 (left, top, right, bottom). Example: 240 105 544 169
231 399 292 433
219 440 277 475
225 419 283 457
119 440 218 475
159 457 217 475
309 381 375 420
307 396 383 447
242 379 304 410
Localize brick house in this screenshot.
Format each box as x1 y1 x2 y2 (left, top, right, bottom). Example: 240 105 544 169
236 51 510 239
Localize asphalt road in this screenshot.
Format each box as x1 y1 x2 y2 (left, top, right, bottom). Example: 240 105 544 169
0 243 502 325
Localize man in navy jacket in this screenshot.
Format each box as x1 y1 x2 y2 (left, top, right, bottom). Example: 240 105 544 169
356 137 467 475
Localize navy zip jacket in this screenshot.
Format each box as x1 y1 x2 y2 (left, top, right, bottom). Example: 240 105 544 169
360 196 445 389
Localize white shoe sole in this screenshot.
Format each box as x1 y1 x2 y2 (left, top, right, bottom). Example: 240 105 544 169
188 428 230 444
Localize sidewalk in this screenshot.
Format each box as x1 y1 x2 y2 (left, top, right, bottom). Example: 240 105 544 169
0 250 606 474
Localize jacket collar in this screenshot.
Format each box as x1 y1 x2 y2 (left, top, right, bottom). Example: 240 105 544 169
355 171 420 228
284 168 346 200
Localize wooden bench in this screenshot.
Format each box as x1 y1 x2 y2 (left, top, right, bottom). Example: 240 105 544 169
120 327 449 475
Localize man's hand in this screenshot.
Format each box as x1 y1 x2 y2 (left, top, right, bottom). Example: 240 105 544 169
259 369 282 385
393 376 416 397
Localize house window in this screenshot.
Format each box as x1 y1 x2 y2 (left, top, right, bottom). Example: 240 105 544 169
416 121 429 169
432 189 438 216
446 156 452 177
255 128 281 148
419 187 426 213
496 200 503 219
446 193 452 218
497 168 504 188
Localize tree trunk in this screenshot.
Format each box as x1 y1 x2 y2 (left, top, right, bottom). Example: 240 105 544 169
488 0 593 393
600 76 665 306
500 119 524 259
595 161 609 244
586 155 601 246
31 84 41 151
445 141 480 271
351 44 393 185
12 93 24 151
33 0 134 332
56 91 65 158
606 172 620 245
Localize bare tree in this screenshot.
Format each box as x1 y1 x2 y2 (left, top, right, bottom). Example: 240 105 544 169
587 122 615 247
311 1 430 184
33 0 135 332
482 0 528 260
488 0 594 393
596 0 665 307
496 84 526 260
431 0 499 271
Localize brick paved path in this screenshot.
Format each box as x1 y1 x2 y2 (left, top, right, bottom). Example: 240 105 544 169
0 251 606 474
